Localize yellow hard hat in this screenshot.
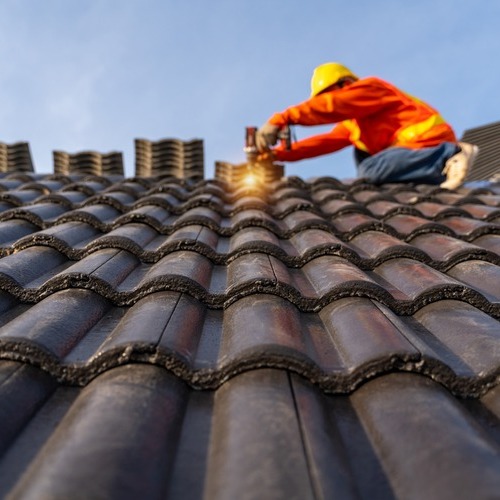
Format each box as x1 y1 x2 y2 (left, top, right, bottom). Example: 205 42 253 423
310 62 358 97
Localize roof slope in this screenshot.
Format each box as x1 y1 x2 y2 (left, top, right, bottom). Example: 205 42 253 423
0 173 499 498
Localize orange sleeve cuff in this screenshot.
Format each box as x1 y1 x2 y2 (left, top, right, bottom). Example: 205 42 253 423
273 124 351 162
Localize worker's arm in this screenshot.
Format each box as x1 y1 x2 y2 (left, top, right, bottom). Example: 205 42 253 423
273 123 351 162
268 77 393 127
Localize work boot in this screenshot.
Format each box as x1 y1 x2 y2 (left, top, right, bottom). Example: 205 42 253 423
440 142 479 190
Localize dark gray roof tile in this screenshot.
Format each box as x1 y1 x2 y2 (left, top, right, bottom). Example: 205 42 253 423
318 298 419 369
458 202 500 220
20 180 66 193
176 206 223 227
273 196 316 216
3 364 186 499
0 290 110 358
0 362 56 458
0 190 42 206
92 291 189 356
229 208 281 233
116 204 172 227
347 230 421 260
61 179 110 195
347 372 500 499
229 225 278 247
412 201 467 219
270 185 310 201
320 197 367 217
438 215 500 238
172 225 218 251
136 192 191 211
0 203 70 227
226 253 277 293
289 228 343 257
414 301 500 377
140 251 213 291
36 190 91 207
15 221 101 255
472 234 500 254
447 260 500 302
83 191 137 211
69 249 140 291
384 214 450 238
372 258 467 300
229 195 268 213
391 191 424 205
310 187 349 204
0 247 68 289
366 199 410 218
410 233 497 264
0 201 18 214
0 180 24 191
474 193 500 207
218 295 320 366
56 204 123 229
202 369 314 500
89 223 160 253
331 213 381 234
0 220 38 248
352 188 391 204
301 256 377 297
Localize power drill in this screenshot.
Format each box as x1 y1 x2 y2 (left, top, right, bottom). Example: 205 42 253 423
244 125 292 164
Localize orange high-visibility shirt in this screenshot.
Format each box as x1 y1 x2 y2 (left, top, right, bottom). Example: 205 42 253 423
269 77 456 162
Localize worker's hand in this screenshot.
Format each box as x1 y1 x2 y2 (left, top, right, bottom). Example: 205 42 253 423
256 122 280 151
256 151 276 164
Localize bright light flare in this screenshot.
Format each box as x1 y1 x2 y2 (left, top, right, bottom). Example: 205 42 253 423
244 173 257 186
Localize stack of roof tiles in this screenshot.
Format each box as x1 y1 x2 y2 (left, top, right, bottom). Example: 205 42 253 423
0 171 499 499
462 121 500 182
215 160 284 184
53 150 124 176
0 142 34 173
135 138 204 180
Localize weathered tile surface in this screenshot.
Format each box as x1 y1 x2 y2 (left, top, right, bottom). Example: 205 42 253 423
0 172 499 498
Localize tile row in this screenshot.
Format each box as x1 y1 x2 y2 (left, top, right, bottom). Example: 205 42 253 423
1 185 499 222
1 365 500 499
0 205 498 251
0 173 499 210
1 221 498 277
2 170 500 192
0 289 499 394
0 246 498 312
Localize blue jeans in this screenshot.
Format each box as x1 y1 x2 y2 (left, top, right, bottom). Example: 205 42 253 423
356 142 460 184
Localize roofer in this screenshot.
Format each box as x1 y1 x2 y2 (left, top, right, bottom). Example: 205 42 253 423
256 62 478 189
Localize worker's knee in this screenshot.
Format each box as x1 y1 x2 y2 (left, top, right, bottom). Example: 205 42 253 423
356 144 457 185
356 153 391 183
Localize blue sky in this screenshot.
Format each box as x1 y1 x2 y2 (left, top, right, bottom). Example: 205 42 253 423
1 1 499 179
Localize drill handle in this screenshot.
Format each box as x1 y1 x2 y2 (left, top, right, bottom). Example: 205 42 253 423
278 125 293 151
